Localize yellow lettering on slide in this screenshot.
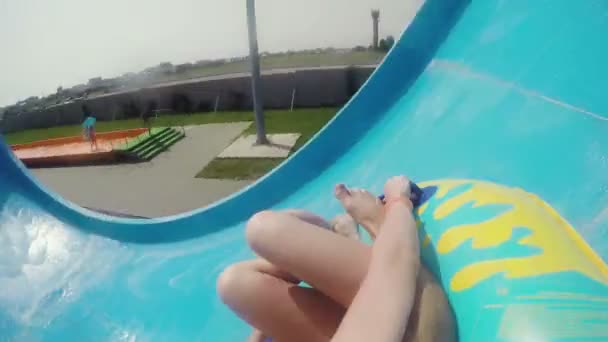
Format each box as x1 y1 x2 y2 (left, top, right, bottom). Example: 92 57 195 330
418 180 608 291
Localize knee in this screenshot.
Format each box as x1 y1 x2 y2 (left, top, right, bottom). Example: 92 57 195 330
246 210 283 253
216 263 248 306
282 209 331 229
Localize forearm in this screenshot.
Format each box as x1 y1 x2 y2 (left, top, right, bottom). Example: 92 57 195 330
367 201 420 337
373 201 419 269
333 201 420 342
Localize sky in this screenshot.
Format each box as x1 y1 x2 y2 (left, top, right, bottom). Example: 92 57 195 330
0 0 423 107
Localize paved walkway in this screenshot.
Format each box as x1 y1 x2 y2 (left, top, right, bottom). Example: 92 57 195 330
32 123 253 217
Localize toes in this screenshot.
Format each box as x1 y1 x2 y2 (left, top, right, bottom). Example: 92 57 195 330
336 184 357 211
352 188 376 200
335 184 351 203
351 188 365 196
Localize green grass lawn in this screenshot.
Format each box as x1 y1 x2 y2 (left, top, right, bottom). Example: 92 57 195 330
3 112 255 145
3 108 338 180
197 158 284 180
197 108 338 180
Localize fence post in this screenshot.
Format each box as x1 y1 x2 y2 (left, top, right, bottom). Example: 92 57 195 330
290 88 296 112
214 94 221 113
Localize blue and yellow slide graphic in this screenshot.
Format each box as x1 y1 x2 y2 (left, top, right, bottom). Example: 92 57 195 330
417 180 608 340
1 0 608 340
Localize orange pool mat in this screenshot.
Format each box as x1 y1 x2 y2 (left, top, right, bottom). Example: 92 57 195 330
11 128 148 168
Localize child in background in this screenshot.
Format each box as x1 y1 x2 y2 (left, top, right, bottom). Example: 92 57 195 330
81 105 98 150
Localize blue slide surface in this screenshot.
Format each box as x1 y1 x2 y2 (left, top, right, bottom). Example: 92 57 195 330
2 0 608 340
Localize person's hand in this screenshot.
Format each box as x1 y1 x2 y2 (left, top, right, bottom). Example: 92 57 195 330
383 176 412 203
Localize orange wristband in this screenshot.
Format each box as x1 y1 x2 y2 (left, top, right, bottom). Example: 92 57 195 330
383 196 413 210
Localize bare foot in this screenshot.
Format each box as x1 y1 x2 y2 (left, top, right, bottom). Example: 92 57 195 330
334 184 384 239
330 214 360 241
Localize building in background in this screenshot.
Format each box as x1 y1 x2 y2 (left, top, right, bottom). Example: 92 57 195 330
371 9 380 50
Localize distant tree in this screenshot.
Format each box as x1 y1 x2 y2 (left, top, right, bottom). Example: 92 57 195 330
353 45 367 52
379 38 387 51
385 35 395 50
378 35 395 52
158 62 175 75
57 86 63 93
175 63 193 73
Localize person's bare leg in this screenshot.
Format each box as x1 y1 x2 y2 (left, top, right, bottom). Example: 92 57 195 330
334 176 420 341
335 182 456 342
218 259 344 342
282 209 333 230
286 209 359 241
330 214 360 241
246 210 371 307
406 267 457 342
221 198 455 341
220 210 358 342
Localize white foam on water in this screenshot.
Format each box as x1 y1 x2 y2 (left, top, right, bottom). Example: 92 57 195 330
0 198 128 328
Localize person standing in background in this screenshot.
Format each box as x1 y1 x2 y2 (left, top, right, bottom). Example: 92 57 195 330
81 105 98 150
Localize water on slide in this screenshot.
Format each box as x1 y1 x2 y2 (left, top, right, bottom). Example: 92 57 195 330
1 0 608 340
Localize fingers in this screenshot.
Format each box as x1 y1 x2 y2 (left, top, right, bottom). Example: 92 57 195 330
386 176 409 188
384 175 412 199
350 188 372 196
336 184 383 204
389 175 410 186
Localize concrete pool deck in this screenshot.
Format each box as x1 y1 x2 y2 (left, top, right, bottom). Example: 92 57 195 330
218 133 301 158
31 123 253 217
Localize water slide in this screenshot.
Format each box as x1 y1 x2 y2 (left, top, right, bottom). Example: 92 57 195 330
2 0 608 340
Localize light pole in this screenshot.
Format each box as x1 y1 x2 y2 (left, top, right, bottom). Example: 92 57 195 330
246 0 269 145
